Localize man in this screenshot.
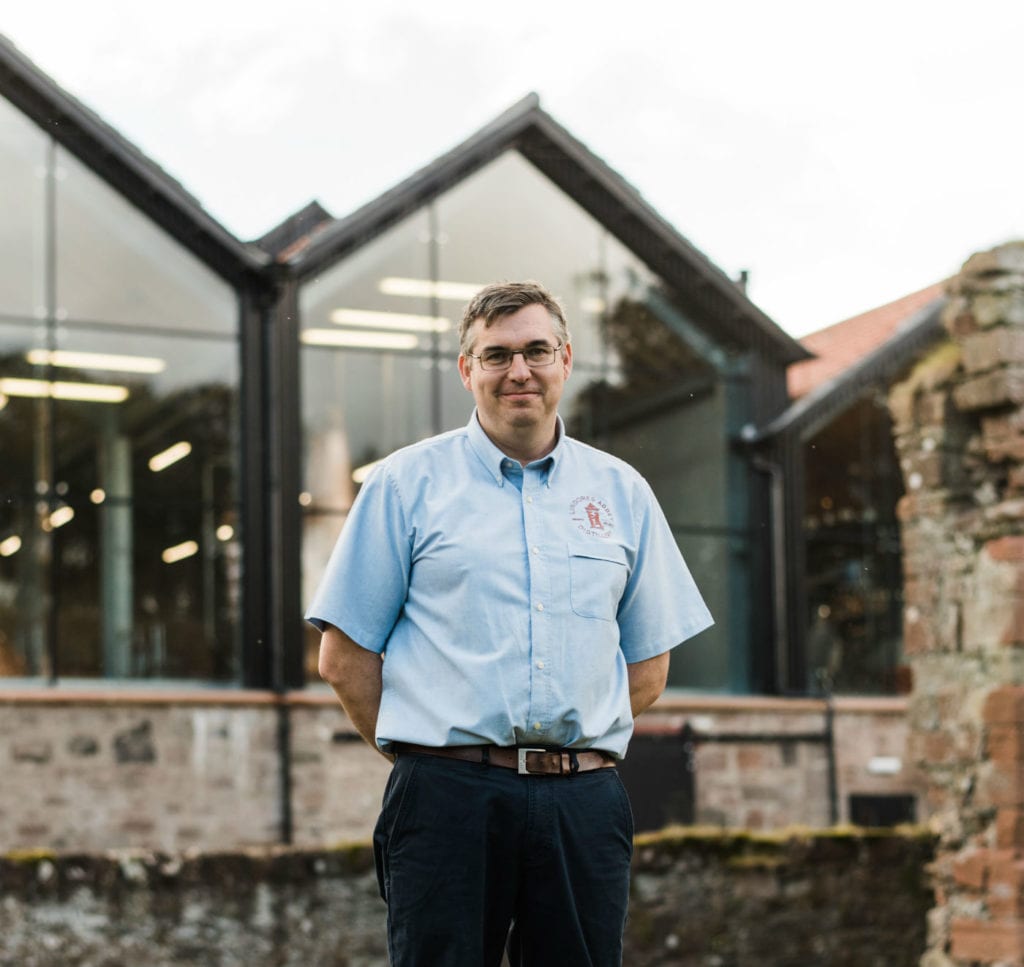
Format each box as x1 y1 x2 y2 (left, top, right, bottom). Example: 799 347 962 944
308 280 712 966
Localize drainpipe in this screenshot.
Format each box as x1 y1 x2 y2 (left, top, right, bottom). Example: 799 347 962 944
750 454 789 693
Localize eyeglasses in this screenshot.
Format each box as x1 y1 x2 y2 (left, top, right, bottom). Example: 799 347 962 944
465 343 564 372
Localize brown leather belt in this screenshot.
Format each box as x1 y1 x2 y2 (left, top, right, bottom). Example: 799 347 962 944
395 743 616 776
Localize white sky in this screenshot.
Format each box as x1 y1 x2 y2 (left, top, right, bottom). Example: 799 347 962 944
4 0 1023 336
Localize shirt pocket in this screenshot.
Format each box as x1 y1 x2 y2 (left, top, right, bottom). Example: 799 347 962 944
568 541 629 621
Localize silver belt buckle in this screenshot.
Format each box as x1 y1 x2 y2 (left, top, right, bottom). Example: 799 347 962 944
517 747 546 775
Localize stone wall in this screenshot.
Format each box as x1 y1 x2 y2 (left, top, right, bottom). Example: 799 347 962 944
889 241 1024 965
0 691 919 853
0 828 934 967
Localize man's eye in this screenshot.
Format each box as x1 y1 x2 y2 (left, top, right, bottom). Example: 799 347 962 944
482 351 510 365
525 347 550 361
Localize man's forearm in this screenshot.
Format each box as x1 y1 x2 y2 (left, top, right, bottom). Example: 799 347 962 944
627 651 671 717
318 625 390 758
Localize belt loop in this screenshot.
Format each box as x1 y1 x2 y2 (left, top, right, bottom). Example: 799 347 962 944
568 750 579 775
481 746 491 767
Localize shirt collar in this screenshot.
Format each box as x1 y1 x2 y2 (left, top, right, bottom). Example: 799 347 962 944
466 410 564 488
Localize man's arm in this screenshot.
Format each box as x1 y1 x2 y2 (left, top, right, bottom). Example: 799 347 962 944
318 624 391 759
627 651 671 717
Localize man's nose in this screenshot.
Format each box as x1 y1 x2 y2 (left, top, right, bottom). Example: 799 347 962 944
507 353 532 380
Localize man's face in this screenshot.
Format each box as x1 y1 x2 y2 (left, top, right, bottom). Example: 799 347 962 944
458 303 573 443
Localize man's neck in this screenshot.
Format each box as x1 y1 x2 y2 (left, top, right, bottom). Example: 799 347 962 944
479 417 559 466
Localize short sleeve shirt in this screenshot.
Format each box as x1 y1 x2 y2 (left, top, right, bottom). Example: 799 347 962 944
306 412 713 758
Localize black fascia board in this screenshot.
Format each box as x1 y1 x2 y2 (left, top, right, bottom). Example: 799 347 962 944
750 297 947 445
0 34 270 291
289 93 809 367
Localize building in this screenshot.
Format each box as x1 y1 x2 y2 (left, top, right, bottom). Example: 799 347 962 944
0 34 924 848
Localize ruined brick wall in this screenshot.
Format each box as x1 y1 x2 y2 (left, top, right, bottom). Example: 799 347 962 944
889 241 1024 965
0 692 918 853
0 829 934 967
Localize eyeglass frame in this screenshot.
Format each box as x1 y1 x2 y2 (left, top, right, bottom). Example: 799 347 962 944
463 342 566 372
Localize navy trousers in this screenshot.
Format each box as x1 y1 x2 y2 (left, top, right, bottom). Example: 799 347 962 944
373 751 634 967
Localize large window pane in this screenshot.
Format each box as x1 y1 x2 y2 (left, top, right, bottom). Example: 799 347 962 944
299 149 733 688
55 148 236 333
0 96 46 319
803 397 906 694
1 127 242 683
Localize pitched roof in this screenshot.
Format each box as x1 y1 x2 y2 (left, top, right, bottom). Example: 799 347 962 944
753 286 948 443
0 34 269 287
788 282 948 398
288 93 809 366
254 200 334 258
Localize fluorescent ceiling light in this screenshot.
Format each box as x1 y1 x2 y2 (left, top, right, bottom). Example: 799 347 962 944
216 524 234 542
162 540 198 564
48 506 75 529
581 296 607 314
379 277 484 301
0 535 21 557
26 349 166 374
352 458 384 484
329 308 450 333
90 489 106 504
301 329 419 351
0 377 129 403
149 441 192 472
0 393 7 411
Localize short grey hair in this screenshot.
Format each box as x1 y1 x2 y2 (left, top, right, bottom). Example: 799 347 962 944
459 280 570 358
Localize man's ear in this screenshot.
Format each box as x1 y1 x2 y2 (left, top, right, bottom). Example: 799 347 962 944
457 354 473 391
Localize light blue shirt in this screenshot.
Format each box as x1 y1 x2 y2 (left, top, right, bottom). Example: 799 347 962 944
306 412 713 758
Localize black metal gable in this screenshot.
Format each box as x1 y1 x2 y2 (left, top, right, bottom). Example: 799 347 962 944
0 34 269 289
289 93 810 367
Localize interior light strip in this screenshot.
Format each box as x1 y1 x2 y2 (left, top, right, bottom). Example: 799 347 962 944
301 329 419 350
379 277 484 302
48 506 75 529
0 535 21 557
26 349 166 374
0 377 129 403
162 540 199 564
149 441 192 472
329 308 451 333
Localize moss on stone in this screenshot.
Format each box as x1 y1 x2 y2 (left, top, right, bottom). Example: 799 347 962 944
4 848 57 864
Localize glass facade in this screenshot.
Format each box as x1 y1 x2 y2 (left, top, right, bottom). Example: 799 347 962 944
0 98 241 681
1 68 885 697
299 151 735 687
802 396 906 694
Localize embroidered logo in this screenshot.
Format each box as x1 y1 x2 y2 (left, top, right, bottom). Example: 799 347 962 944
570 496 615 538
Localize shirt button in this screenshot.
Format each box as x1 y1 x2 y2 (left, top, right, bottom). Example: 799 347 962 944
535 603 544 612
531 546 539 554
536 660 545 669
526 496 534 504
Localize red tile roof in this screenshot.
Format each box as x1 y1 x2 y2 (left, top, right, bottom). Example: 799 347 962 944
787 281 948 398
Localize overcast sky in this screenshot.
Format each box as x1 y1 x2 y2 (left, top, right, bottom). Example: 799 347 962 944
4 1 1023 336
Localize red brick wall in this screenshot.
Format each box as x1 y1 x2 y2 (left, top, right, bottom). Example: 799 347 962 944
891 241 1024 965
